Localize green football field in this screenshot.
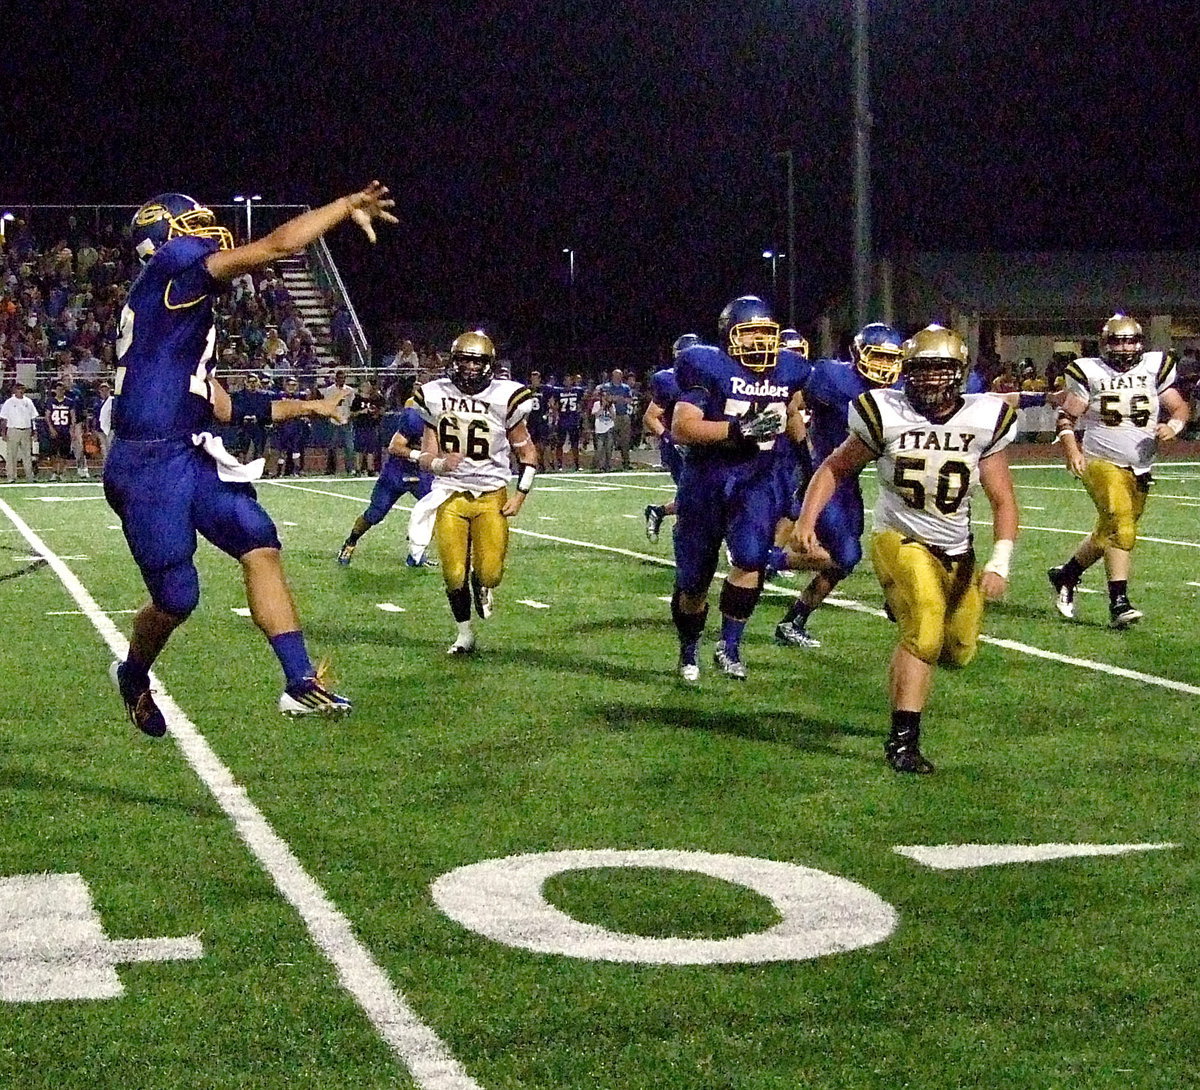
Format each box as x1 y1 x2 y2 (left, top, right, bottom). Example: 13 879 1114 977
1 460 1198 1089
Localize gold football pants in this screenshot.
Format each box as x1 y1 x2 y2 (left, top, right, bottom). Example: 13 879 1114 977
871 529 983 667
1082 458 1147 552
435 487 509 593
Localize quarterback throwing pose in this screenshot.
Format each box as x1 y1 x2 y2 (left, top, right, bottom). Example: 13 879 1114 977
1048 315 1188 627
794 325 1019 774
413 332 536 654
105 183 397 734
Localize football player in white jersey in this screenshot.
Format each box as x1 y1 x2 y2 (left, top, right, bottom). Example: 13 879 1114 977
1048 315 1188 627
412 331 537 654
793 325 1019 774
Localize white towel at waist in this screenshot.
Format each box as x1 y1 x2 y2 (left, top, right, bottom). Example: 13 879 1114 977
192 431 265 483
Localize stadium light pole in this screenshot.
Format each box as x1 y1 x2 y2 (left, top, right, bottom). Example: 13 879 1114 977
852 0 872 329
233 194 262 241
776 148 797 328
762 250 785 304
563 248 576 353
0 212 14 240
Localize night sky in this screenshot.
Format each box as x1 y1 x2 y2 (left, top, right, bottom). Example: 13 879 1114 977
8 0 1199 365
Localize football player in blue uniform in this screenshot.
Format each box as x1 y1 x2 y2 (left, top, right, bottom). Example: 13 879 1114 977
271 376 309 477
105 184 397 735
552 373 586 471
43 382 76 481
643 333 698 542
337 404 437 566
230 372 273 459
670 297 810 680
772 323 904 647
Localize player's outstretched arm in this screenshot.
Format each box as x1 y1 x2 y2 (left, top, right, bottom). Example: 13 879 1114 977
502 420 536 517
271 385 349 422
205 181 398 282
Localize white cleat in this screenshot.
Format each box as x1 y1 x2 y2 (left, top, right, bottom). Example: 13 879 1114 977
447 634 477 655
678 661 700 683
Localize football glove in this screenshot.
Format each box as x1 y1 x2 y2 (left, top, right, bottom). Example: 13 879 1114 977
730 407 783 443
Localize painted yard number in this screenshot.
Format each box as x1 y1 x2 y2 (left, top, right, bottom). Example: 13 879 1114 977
432 844 1176 966
0 873 201 1003
2 843 1174 1001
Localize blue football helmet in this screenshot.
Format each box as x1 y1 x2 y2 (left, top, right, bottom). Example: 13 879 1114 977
130 193 234 264
779 328 809 358
672 333 701 358
718 295 780 372
852 322 904 386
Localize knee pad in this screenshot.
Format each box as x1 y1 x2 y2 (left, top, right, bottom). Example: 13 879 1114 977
146 562 199 618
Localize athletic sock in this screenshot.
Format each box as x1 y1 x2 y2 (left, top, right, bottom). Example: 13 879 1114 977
269 630 314 687
1061 557 1085 585
448 584 472 623
783 599 813 627
889 709 922 746
1108 579 1128 605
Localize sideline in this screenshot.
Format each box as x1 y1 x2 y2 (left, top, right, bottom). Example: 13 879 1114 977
0 495 482 1090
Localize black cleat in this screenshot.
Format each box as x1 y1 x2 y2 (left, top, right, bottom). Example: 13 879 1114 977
885 737 935 774
1109 595 1143 629
110 661 167 738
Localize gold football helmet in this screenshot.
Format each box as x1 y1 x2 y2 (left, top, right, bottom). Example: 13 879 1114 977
448 331 496 394
1101 314 1143 372
901 324 969 416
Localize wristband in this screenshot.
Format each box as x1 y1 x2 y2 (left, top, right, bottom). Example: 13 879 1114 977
1166 418 1184 436
430 456 448 475
983 539 1014 580
517 463 537 494
407 449 422 463
726 418 744 443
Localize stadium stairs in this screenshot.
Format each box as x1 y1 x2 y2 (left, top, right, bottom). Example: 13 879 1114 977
276 255 339 373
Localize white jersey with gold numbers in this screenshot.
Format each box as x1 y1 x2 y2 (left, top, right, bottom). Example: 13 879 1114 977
850 389 1018 555
413 377 534 495
1064 352 1175 474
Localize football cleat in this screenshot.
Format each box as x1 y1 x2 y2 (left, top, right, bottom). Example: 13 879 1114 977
279 667 352 717
110 660 168 738
1047 566 1076 619
678 660 700 683
1109 595 1143 629
713 641 748 681
406 553 437 568
336 541 355 566
447 633 477 655
470 573 493 619
885 737 935 775
774 621 821 648
644 504 664 542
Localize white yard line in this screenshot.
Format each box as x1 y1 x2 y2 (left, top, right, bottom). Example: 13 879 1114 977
0 496 482 1090
278 483 1200 699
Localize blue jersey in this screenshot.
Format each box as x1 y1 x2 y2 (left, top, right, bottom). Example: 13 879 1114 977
555 384 585 429
649 367 681 428
395 406 425 448
112 235 221 441
804 358 898 463
674 345 810 472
